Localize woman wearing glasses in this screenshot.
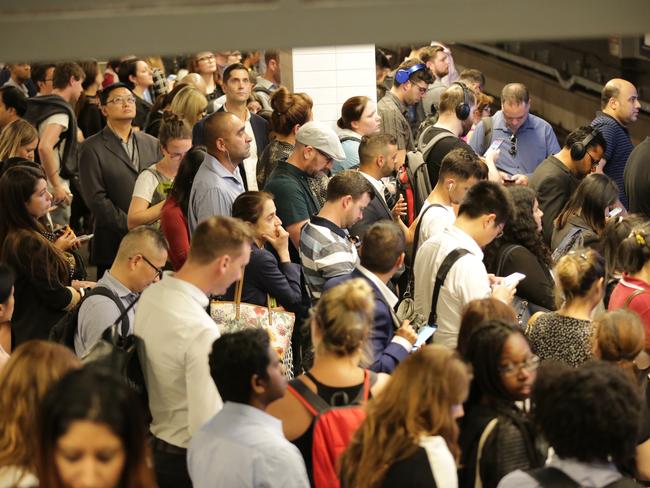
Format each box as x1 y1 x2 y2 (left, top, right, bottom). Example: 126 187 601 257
189 51 223 101
458 320 546 488
127 113 192 229
527 249 604 368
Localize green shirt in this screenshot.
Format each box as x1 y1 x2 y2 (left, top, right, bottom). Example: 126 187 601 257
263 161 320 227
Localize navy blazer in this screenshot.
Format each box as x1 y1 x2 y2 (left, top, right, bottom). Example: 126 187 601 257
224 244 303 313
349 181 392 240
324 268 409 373
192 108 269 190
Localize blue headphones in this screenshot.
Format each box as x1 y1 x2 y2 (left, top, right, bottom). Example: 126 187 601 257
395 63 426 85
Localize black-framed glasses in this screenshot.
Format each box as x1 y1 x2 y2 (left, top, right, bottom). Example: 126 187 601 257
136 254 163 279
498 355 540 376
509 133 517 157
315 148 333 163
586 151 599 169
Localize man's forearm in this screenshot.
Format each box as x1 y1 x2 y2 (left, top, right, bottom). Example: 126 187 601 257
39 146 62 187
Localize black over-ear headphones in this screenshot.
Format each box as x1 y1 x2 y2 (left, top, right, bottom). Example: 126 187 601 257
395 63 426 85
570 127 599 160
452 82 472 121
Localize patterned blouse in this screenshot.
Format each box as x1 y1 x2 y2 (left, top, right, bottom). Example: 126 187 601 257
527 312 593 368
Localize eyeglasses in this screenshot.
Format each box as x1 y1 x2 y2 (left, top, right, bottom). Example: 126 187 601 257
586 151 599 169
106 96 136 105
509 133 517 157
316 148 333 164
135 254 163 279
498 355 540 376
413 83 428 95
164 147 188 160
197 54 215 63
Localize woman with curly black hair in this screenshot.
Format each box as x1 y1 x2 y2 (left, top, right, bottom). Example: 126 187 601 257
499 361 642 487
458 320 546 488
484 185 555 311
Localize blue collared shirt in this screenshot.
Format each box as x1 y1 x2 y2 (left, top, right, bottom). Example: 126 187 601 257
188 152 245 235
187 402 310 488
74 270 138 358
469 110 560 175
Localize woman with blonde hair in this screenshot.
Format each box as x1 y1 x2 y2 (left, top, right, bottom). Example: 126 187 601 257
267 279 391 484
527 248 605 367
0 340 80 487
341 345 471 488
0 119 38 162
169 85 208 127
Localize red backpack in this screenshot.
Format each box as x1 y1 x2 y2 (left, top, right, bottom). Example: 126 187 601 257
287 370 377 488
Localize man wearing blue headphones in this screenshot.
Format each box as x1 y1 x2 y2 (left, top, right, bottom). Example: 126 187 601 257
377 58 434 166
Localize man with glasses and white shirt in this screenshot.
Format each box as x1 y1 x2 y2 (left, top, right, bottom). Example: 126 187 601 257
414 181 516 348
79 82 162 277
378 58 434 166
74 226 168 358
469 83 559 185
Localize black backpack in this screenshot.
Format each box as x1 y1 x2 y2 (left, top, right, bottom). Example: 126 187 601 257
49 286 128 350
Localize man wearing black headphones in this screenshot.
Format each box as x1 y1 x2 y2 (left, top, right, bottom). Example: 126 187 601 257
530 125 606 245
377 58 433 166
423 83 487 187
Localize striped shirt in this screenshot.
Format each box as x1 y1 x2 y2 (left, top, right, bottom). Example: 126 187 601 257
592 111 634 208
299 216 358 299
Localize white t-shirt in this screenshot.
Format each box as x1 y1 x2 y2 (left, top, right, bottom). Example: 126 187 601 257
417 201 455 249
132 163 168 203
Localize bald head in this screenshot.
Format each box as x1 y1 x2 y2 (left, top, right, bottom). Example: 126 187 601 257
203 112 238 152
203 111 251 163
601 78 640 125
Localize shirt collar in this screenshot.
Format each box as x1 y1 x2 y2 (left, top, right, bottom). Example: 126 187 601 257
98 270 138 299
222 103 251 122
493 110 533 135
359 171 384 195
221 401 283 434
159 271 210 309
310 215 349 239
386 91 407 114
204 152 243 181
355 264 398 308
447 224 484 259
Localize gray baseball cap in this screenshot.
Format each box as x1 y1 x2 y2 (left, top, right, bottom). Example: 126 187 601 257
295 121 346 161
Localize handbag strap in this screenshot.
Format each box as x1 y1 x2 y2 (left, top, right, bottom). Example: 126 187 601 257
428 248 469 325
495 244 523 277
474 417 498 488
624 289 649 309
527 467 579 488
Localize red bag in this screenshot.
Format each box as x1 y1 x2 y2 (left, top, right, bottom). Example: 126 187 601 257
287 370 376 488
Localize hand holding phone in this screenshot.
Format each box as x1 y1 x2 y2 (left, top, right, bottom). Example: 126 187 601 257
76 234 94 243
502 272 526 288
412 325 437 350
608 207 623 218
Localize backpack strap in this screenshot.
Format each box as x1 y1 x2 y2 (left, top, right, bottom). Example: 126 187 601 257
350 370 376 405
420 131 457 161
339 135 360 144
287 377 331 416
85 286 138 338
526 467 580 488
428 248 470 325
474 417 498 488
408 203 447 290
624 289 650 309
495 244 524 277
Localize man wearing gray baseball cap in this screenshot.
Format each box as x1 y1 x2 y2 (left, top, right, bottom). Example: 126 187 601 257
264 121 345 253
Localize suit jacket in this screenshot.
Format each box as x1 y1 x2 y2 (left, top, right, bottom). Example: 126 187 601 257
349 182 392 240
79 126 162 266
324 268 409 373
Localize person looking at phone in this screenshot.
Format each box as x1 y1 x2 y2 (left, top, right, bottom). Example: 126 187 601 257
414 181 516 348
223 191 303 313
530 126 607 245
74 226 168 358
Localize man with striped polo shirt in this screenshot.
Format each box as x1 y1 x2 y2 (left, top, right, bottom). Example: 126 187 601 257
592 78 641 209
300 170 374 300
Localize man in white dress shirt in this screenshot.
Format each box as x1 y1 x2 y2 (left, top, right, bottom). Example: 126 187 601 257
414 181 516 348
134 215 253 488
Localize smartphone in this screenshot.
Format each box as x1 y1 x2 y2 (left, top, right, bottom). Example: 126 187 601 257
608 207 623 218
76 234 94 243
412 325 437 350
502 272 526 288
483 138 505 156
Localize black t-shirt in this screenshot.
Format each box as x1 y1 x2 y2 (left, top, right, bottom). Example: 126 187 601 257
424 127 476 187
624 137 650 219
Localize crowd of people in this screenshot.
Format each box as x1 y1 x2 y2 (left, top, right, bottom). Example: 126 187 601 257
0 44 648 487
